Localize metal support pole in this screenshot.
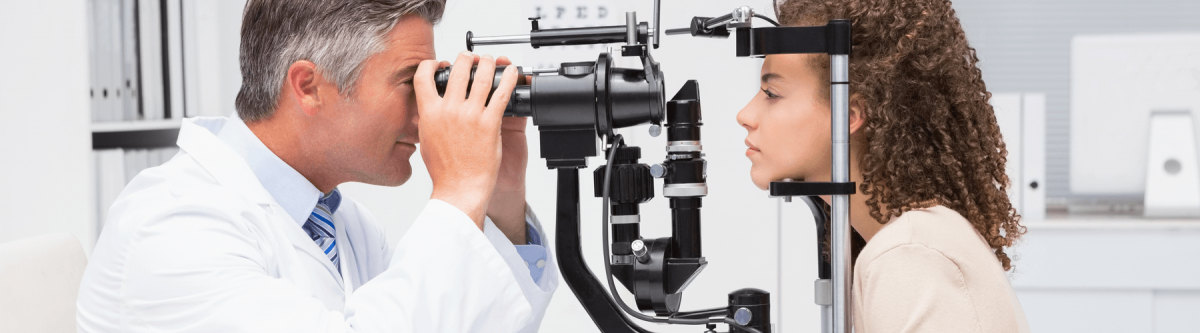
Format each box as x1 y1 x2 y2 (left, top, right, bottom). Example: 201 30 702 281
470 34 532 46
822 303 833 333
816 278 833 333
829 54 852 333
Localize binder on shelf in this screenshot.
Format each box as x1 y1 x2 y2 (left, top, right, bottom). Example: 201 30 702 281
94 0 113 122
138 0 165 121
95 148 125 230
139 148 150 177
162 146 179 162
181 0 199 118
1022 94 1047 222
123 148 138 183
147 147 161 170
990 93 1048 221
107 0 125 122
991 93 1022 210
166 0 184 120
121 0 141 121
182 0 228 118
88 0 99 123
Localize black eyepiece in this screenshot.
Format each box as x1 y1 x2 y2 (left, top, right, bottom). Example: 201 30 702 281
433 65 532 117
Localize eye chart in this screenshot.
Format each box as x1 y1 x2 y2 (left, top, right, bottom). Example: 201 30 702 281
522 1 629 69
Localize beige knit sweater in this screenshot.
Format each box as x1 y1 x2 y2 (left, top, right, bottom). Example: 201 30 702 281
852 205 1030 333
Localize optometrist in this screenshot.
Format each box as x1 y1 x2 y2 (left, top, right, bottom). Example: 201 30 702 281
76 1 557 332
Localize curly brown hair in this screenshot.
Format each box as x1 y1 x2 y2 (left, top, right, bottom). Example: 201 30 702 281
776 0 1025 270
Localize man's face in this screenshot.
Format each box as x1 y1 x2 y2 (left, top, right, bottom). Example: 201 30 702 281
319 15 433 186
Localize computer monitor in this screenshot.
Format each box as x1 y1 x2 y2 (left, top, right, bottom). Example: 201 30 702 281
1070 32 1200 196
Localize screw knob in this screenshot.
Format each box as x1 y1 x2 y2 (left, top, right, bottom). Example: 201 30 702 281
631 239 650 263
650 164 665 178
649 124 662 137
734 307 753 326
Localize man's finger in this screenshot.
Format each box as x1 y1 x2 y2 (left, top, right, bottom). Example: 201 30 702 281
469 55 497 108
412 60 441 108
444 51 476 101
496 56 512 67
485 65 518 121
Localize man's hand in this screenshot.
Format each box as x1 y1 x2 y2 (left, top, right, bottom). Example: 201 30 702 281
487 57 532 244
414 51 518 229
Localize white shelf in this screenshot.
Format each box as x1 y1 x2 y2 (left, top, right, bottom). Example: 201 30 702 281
1028 213 1200 230
91 119 183 133
1027 219 1200 230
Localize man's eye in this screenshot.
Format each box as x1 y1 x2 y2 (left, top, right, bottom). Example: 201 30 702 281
761 88 780 99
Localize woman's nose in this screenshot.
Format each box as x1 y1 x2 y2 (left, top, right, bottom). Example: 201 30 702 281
736 95 760 131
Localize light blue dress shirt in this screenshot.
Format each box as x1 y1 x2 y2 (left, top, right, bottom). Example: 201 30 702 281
215 116 547 283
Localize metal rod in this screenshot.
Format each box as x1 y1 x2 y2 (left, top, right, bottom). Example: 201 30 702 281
665 28 690 35
470 34 531 46
652 0 662 48
829 54 852 333
626 12 637 45
525 67 559 74
822 305 833 333
704 13 733 29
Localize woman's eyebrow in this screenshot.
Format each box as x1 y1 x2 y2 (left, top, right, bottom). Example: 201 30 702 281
761 73 782 84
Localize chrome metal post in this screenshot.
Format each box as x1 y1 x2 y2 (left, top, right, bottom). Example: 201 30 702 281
829 54 852 333
816 278 833 333
652 0 661 48
469 34 531 46
625 12 637 45
822 304 833 333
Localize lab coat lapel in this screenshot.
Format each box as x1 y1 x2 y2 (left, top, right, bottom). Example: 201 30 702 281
334 211 357 294
176 117 345 291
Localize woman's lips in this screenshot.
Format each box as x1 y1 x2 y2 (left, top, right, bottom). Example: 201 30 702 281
745 139 761 157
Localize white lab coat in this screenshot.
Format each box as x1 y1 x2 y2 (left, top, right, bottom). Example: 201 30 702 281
77 117 558 332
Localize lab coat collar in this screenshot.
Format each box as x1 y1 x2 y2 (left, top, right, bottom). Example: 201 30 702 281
176 117 275 206
215 116 323 226
177 117 345 288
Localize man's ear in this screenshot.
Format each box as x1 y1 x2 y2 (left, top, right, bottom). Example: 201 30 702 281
286 60 323 116
848 93 867 136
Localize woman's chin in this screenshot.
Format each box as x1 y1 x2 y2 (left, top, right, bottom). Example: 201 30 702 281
749 172 770 190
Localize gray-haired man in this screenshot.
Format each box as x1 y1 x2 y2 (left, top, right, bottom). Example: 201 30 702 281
77 0 558 331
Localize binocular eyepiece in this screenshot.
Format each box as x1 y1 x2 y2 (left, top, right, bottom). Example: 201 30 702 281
432 53 665 168
431 55 665 136
433 65 532 117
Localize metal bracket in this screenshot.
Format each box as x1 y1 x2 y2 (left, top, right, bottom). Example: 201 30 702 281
814 279 832 306
770 181 856 197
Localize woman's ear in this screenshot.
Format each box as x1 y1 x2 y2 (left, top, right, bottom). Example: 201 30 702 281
286 60 323 116
848 93 867 136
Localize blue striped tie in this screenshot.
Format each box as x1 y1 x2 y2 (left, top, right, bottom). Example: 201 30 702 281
302 188 341 271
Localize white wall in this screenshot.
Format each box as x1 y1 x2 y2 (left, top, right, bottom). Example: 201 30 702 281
0 0 95 252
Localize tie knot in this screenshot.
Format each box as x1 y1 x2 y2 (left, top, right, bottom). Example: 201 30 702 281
318 188 343 214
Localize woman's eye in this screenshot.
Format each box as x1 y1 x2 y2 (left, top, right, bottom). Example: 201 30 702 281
761 88 780 99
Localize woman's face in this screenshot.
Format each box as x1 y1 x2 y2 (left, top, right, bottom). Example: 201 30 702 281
737 54 832 190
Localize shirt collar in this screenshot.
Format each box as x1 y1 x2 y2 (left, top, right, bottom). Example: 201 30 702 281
217 116 324 226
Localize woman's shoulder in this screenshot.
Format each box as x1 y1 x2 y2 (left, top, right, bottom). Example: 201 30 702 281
852 205 1031 333
857 205 996 271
